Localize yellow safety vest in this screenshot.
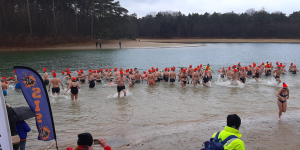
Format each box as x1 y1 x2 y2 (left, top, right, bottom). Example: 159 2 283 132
211 126 245 150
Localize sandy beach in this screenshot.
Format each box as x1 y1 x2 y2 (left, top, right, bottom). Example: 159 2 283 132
1 38 300 52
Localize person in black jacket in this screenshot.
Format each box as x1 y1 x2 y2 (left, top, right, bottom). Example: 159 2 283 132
6 103 20 150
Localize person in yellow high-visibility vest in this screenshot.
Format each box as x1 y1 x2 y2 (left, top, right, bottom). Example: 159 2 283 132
211 114 245 150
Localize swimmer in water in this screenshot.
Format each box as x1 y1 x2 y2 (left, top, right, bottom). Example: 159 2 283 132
192 68 200 87
273 65 282 84
163 68 169 82
227 67 232 80
14 70 21 90
134 71 142 83
129 71 135 87
169 67 176 84
188 65 194 80
62 72 72 86
239 67 247 84
142 71 147 81
114 68 120 80
9 76 15 84
64 77 80 102
88 71 96 88
180 68 189 87
276 83 289 121
155 68 162 82
95 70 102 83
202 70 210 86
1 78 9 96
79 70 87 84
253 68 260 82
147 70 155 86
48 73 64 96
290 65 299 74
289 63 294 72
43 68 49 86
231 68 239 85
108 80 115 86
115 70 131 97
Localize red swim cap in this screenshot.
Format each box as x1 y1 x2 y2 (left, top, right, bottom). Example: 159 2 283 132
100 69 103 71
167 68 170 70
200 64 202 67
145 74 148 77
114 68 117 70
234 69 238 72
72 77 76 81
97 70 100 73
239 62 240 64
67 71 70 75
222 68 225 70
245 67 248 69
53 73 57 77
130 69 133 72
151 67 154 69
14 70 16 73
165 68 167 71
62 71 65 74
283 83 288 88
194 68 198 71
43 68 47 71
205 70 207 73
93 70 96 73
291 63 293 65
156 68 159 71
2 77 6 80
171 68 174 71
228 67 231 70
120 70 124 74
144 71 146 74
5 81 8 84
183 69 186 73
109 69 112 71
126 70 129 72
206 67 209 69
294 65 296 67
218 70 221 72
105 69 108 71
52 70 55 73
10 77 13 80
66 68 70 71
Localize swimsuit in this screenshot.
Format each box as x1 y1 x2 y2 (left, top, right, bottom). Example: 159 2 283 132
170 78 175 83
278 93 288 104
52 87 60 93
44 79 49 85
70 83 78 95
131 78 135 85
220 74 225 78
149 80 154 84
181 74 187 84
117 86 125 92
254 72 259 78
15 83 21 89
183 81 187 84
194 80 200 84
203 75 209 83
80 79 85 83
189 75 192 78
135 80 140 83
89 80 95 88
292 71 297 74
3 90 7 96
275 76 280 79
240 78 246 83
266 70 271 77
163 75 169 82
247 71 252 76
96 80 101 83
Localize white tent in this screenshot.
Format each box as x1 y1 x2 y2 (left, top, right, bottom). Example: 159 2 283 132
0 85 13 150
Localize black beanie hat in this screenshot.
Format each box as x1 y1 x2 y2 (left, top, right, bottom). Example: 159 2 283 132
77 133 93 146
227 114 241 129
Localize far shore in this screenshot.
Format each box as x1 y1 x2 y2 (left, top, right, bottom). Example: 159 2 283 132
1 38 300 52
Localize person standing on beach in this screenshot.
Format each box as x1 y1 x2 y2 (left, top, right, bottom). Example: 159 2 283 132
276 83 289 121
119 41 121 49
48 73 64 95
99 42 102 49
96 41 98 48
43 68 49 86
273 65 282 84
210 114 245 150
115 70 130 97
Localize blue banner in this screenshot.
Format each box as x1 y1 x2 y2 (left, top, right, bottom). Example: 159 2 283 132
14 66 57 141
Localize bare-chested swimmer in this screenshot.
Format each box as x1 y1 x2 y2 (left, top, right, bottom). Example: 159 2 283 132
43 68 49 86
231 69 239 85
1 78 9 96
169 67 176 84
79 70 87 84
48 73 64 95
163 68 169 82
273 65 282 84
156 68 162 82
115 70 131 97
239 67 247 84
147 70 155 86
192 68 200 87
188 65 194 79
95 70 102 83
134 71 142 83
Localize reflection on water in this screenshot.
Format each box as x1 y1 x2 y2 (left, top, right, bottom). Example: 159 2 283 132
1 43 300 149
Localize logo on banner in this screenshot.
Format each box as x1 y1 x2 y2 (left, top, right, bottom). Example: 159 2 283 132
22 73 36 88
39 125 51 140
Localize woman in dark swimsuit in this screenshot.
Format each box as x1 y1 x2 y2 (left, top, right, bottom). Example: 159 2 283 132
64 77 80 102
202 70 210 86
276 83 289 121
88 72 95 88
129 72 135 87
254 68 260 82
180 68 189 87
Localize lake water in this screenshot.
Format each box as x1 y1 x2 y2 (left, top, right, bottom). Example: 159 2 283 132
1 43 300 149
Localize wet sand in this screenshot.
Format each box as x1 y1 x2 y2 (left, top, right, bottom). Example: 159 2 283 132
117 109 300 150
1 38 300 52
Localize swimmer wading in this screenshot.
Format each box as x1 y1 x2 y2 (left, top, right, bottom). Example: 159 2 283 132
14 66 58 149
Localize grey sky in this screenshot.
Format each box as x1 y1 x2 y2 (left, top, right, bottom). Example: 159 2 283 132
119 0 300 18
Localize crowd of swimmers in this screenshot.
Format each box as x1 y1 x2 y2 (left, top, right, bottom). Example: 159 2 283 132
1 62 298 120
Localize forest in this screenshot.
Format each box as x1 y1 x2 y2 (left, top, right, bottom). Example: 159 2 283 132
0 0 300 47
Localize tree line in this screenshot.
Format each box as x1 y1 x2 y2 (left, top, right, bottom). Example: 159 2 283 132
0 0 300 47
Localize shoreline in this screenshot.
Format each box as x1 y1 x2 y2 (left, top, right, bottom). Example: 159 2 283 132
1 38 300 52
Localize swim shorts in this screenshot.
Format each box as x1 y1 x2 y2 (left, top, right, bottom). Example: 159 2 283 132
163 77 168 82
183 81 187 84
170 79 175 82
117 86 125 92
149 81 154 84
80 79 85 83
52 87 60 93
89 80 95 88
275 76 280 79
15 83 21 90
240 78 246 83
96 80 101 83
44 79 49 85
135 80 140 83
189 75 192 78
3 90 7 96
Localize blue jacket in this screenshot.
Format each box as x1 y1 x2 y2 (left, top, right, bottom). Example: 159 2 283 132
16 120 31 139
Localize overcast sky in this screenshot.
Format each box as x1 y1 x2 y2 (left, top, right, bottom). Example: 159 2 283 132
119 0 299 18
